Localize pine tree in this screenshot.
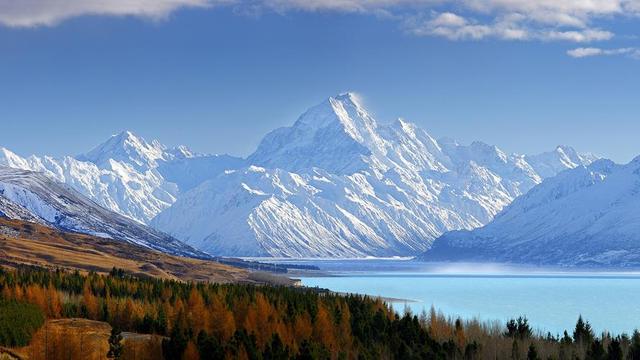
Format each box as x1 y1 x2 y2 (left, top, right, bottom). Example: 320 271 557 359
607 338 623 360
574 316 595 345
561 330 573 345
527 343 539 360
506 317 532 340
586 339 605 360
107 326 123 360
630 331 640 360
265 334 290 360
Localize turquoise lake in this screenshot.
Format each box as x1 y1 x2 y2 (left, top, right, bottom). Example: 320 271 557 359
276 260 640 336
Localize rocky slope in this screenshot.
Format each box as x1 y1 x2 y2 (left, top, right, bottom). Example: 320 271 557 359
0 167 204 257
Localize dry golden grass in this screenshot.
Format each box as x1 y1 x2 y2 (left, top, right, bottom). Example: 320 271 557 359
0 218 261 284
0 349 21 360
9 318 164 360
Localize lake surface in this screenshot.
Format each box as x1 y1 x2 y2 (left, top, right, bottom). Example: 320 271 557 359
271 259 640 336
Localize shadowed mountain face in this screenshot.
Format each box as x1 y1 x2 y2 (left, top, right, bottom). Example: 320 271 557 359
422 158 640 267
0 167 204 258
151 93 596 257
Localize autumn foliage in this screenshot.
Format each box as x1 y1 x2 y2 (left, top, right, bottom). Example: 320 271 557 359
4 266 637 359
0 266 442 359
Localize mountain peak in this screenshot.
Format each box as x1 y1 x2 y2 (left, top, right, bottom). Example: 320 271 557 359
333 92 361 105
555 145 577 156
77 130 166 170
294 92 375 132
0 147 29 169
248 93 384 174
170 145 193 158
109 130 149 148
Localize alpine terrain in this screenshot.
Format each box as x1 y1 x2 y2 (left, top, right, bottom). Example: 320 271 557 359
0 131 242 224
0 167 204 257
422 157 640 267
151 93 597 257
0 93 597 258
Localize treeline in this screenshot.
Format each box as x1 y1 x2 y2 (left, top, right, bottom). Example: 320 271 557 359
422 310 640 360
0 266 443 359
1 265 639 360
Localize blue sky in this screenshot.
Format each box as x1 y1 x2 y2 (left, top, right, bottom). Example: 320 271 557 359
0 1 639 162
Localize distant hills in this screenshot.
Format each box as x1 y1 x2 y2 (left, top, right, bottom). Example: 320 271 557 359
1 93 601 259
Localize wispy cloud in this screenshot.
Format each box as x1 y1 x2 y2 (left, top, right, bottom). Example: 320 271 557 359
404 11 616 42
567 47 640 58
0 0 231 28
1 0 639 52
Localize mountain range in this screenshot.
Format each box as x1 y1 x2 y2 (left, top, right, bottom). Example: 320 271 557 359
0 167 204 257
0 93 598 258
422 157 640 267
0 131 242 224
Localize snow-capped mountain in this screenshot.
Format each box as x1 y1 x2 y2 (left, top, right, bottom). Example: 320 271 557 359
525 145 599 179
421 157 640 267
0 93 598 258
152 93 596 257
0 131 243 223
76 130 169 171
0 167 204 257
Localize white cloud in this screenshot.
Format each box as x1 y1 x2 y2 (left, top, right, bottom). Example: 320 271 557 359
567 46 640 58
405 12 524 40
625 0 640 12
544 29 614 42
1 0 638 53
255 0 432 13
566 47 604 57
430 12 467 27
0 0 230 27
406 11 616 43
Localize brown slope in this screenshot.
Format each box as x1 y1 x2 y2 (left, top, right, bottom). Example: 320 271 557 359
0 217 292 285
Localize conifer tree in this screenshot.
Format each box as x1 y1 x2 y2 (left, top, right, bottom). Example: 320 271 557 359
527 343 540 360
607 338 623 360
630 331 640 360
107 326 123 360
586 339 605 360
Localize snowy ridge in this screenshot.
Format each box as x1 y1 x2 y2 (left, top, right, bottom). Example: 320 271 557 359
152 93 596 257
422 157 640 267
0 166 205 257
0 132 243 223
1 93 597 258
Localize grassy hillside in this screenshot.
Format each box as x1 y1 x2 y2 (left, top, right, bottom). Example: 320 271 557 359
0 217 291 285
